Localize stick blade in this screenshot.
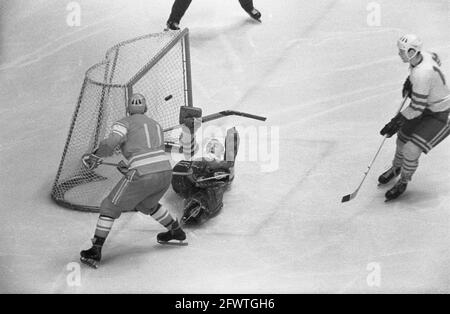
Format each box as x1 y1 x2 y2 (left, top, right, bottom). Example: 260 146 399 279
341 191 357 203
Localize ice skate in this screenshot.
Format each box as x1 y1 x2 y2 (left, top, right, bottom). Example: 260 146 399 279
157 221 188 246
80 245 102 269
245 7 262 22
165 20 180 31
378 166 401 185
385 179 408 201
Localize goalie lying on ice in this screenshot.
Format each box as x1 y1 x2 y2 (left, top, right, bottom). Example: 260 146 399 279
172 127 240 225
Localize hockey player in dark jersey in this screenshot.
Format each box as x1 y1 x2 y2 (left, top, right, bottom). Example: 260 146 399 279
166 0 262 31
172 127 240 225
79 94 187 269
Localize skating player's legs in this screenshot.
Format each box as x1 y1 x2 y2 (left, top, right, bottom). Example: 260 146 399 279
385 111 450 200
80 171 185 268
378 117 418 185
166 0 192 30
136 172 187 245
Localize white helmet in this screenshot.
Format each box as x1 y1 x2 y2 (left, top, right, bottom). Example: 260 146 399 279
397 34 422 60
128 93 147 115
204 138 225 160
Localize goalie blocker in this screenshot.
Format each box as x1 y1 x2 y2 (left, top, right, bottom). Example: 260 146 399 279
172 127 240 225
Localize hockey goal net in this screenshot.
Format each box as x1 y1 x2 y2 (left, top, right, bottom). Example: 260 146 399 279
51 29 192 212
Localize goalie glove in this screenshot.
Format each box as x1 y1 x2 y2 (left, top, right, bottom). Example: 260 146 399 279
81 153 102 170
380 113 408 138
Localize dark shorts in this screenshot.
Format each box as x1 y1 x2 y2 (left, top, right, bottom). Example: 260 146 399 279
100 170 172 219
398 110 450 153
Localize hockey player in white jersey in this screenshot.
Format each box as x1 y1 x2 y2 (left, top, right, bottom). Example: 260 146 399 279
379 34 450 200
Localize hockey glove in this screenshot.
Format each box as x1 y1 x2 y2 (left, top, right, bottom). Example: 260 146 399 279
81 153 102 170
402 77 412 98
116 160 129 175
380 113 407 138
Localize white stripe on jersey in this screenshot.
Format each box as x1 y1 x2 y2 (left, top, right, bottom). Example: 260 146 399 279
112 123 127 137
129 155 169 169
156 124 162 146
128 150 165 164
144 123 151 149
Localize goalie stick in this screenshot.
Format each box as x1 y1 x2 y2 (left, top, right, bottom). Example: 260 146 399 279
195 173 230 183
341 96 409 203
163 110 267 133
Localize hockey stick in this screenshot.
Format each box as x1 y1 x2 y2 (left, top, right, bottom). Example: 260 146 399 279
163 110 267 133
195 173 230 183
99 161 121 167
341 96 409 203
81 154 122 170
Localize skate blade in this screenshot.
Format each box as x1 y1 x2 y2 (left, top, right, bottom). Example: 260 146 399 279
384 195 402 202
378 181 395 187
157 240 188 246
80 257 99 269
250 17 262 23
384 197 400 203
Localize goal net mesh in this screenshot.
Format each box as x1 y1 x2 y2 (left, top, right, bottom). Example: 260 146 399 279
51 29 192 212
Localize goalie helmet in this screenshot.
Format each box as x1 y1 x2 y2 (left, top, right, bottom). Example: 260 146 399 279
397 34 422 61
128 93 147 115
204 138 225 160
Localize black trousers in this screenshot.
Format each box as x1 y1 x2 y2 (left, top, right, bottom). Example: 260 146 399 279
168 0 255 24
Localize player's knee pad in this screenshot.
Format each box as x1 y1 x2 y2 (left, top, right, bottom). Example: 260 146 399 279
402 141 422 161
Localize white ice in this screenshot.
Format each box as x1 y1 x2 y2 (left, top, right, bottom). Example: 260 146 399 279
0 0 449 293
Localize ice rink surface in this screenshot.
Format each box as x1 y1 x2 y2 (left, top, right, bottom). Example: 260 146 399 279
0 0 449 293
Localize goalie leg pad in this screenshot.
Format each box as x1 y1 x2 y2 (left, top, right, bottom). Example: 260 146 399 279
181 182 226 225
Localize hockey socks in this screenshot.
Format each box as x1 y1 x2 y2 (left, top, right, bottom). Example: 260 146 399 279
150 204 187 245
150 204 176 229
94 215 114 238
401 156 418 181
